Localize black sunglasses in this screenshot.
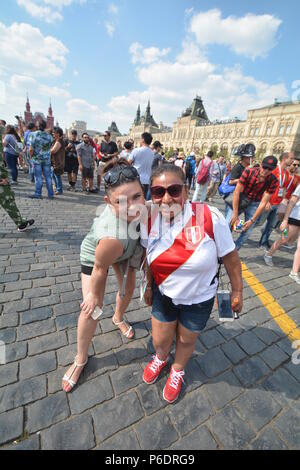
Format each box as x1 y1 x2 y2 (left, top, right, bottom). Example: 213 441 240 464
104 165 139 186
150 184 183 198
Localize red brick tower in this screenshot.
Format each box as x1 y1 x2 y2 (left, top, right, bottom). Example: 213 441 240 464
24 95 33 126
47 100 54 130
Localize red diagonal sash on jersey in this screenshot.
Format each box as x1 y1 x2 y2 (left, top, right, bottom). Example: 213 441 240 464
150 203 207 287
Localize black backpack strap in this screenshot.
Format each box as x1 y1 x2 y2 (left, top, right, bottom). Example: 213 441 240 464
210 257 223 286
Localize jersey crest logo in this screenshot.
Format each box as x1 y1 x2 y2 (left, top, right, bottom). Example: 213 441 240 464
184 225 202 245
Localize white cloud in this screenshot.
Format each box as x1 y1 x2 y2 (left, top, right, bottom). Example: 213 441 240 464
109 4 118 15
105 22 115 37
108 35 288 132
73 70 79 77
129 42 171 65
190 9 281 59
0 22 69 77
17 0 87 23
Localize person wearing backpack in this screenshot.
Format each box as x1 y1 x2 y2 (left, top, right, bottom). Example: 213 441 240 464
184 152 196 189
192 150 213 202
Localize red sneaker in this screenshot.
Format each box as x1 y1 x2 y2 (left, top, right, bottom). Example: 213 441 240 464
143 354 168 384
163 367 185 403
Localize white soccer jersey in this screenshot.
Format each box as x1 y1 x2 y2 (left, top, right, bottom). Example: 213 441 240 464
141 202 235 305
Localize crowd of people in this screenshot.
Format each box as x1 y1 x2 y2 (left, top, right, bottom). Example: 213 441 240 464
1 117 300 403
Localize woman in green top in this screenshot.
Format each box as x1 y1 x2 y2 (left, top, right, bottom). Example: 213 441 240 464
62 159 145 392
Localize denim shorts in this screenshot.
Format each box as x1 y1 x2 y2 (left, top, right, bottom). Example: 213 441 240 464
152 284 215 333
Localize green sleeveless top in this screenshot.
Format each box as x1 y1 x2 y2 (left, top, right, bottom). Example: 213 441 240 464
80 205 140 267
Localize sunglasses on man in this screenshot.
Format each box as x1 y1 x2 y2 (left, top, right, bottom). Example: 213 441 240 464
150 184 183 198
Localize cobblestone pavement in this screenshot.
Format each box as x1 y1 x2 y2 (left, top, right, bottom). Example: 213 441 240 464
0 174 299 450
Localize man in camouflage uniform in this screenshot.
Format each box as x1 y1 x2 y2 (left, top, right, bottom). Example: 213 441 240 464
0 124 34 232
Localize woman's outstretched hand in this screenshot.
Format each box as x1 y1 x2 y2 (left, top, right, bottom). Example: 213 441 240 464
80 292 100 318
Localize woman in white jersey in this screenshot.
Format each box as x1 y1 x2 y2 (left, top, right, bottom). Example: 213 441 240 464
62 159 145 392
142 164 243 403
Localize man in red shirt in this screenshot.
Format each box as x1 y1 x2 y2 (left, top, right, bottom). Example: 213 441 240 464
231 156 278 250
259 152 292 248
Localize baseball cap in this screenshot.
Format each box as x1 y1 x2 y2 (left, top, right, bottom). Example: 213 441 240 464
153 141 162 148
262 156 278 170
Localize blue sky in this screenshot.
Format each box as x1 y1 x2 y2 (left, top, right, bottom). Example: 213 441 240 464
0 0 299 133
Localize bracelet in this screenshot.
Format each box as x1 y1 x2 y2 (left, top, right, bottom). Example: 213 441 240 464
250 218 255 223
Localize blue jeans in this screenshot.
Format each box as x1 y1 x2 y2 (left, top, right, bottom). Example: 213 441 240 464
225 202 233 225
259 205 279 247
235 201 260 250
25 151 35 182
52 169 63 194
192 181 209 202
5 153 18 182
33 161 54 198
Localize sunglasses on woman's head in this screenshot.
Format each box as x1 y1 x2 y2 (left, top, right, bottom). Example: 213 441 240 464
150 184 183 198
104 165 139 186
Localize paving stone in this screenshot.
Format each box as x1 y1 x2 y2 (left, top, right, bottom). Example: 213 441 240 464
170 425 218 450
182 357 207 393
217 321 245 341
0 313 19 328
41 414 95 450
234 387 282 432
135 411 178 450
5 341 27 364
125 307 152 324
81 352 118 381
211 405 255 449
57 343 94 367
53 300 80 317
20 351 57 380
0 376 47 413
110 363 143 395
20 307 52 325
99 316 119 333
204 370 243 410
21 270 46 280
23 287 51 299
115 340 148 366
5 265 30 275
0 273 19 283
2 299 30 314
55 274 79 284
196 347 231 378
0 291 23 305
284 361 300 383
235 330 266 356
137 383 166 416
3 434 40 450
96 429 141 450
276 337 295 356
262 368 300 406
233 356 271 387
55 312 79 331
168 389 213 436
0 328 16 344
252 325 280 346
93 331 122 355
60 290 82 303
32 277 56 288
0 408 23 446
5 280 32 292
248 428 289 450
259 344 290 370
263 319 287 339
221 339 248 365
31 294 60 309
69 374 114 415
0 362 19 387
17 319 56 341
92 391 144 442
273 407 300 449
200 328 226 349
27 392 70 433
28 331 68 356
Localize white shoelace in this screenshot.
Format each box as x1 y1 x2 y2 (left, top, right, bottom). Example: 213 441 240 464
169 368 185 390
149 354 165 373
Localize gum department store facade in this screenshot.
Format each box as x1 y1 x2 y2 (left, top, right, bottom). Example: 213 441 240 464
118 96 300 159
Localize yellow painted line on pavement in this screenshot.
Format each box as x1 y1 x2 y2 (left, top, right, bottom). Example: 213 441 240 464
241 262 300 343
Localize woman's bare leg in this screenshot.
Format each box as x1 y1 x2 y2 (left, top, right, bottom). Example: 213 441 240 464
112 265 136 338
269 225 299 256
152 317 177 361
292 230 300 274
62 272 106 391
